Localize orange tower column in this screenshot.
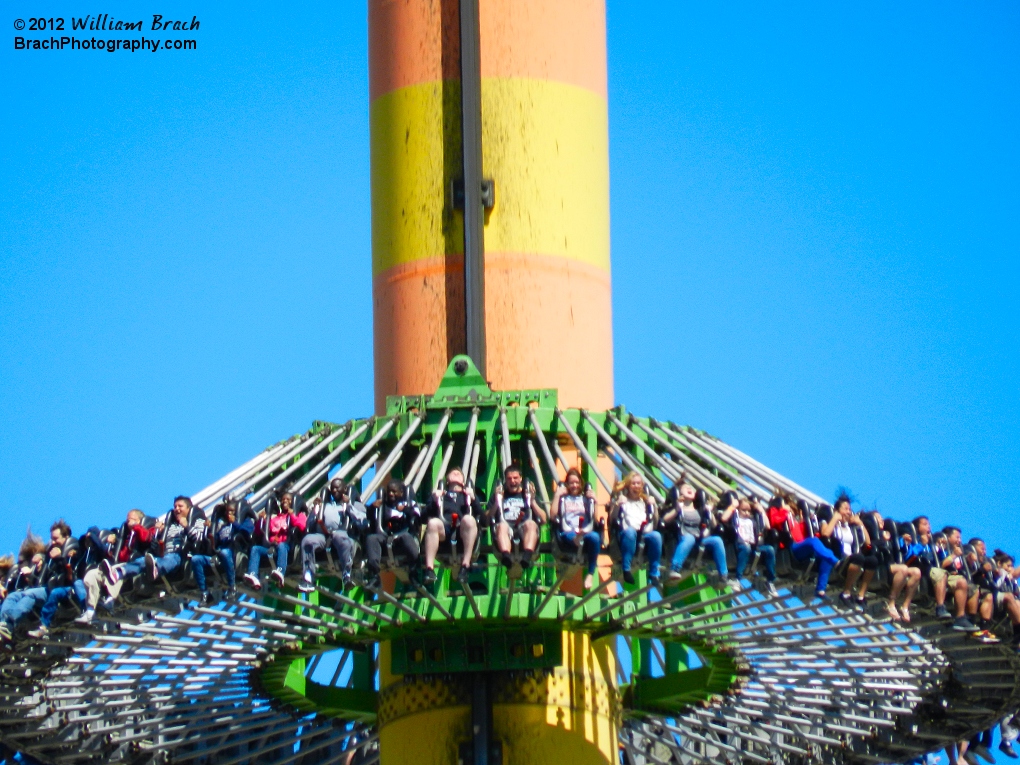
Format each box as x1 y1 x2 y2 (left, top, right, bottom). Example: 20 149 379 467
369 0 614 413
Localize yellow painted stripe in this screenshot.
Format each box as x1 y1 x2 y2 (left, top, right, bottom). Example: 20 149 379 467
370 78 609 275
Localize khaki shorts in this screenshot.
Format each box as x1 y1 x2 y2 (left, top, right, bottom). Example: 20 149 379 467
996 591 1013 609
930 568 977 597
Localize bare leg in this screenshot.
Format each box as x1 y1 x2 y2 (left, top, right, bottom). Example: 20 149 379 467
424 518 446 570
459 516 477 568
843 564 862 596
900 568 921 620
520 520 539 554
934 574 947 606
857 569 875 598
888 565 907 602
954 579 969 617
495 523 512 555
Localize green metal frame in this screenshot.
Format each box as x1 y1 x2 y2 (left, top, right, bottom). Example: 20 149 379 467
257 356 746 724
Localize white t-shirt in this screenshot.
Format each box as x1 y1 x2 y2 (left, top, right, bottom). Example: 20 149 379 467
620 499 650 533
834 523 854 557
735 515 756 546
560 495 586 534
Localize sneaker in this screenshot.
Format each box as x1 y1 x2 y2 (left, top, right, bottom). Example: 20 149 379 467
199 591 214 606
74 609 95 625
341 574 352 592
623 570 635 585
270 568 285 586
99 596 116 612
766 582 779 597
952 616 980 632
364 574 382 591
500 554 513 570
298 572 315 593
422 568 437 586
815 590 830 602
243 573 262 590
225 588 237 601
886 601 901 621
839 592 853 606
972 744 996 764
145 553 158 581
101 560 119 585
27 626 48 639
854 595 867 608
999 741 1019 759
934 604 951 619
667 568 684 581
971 629 1001 644
457 566 471 584
963 752 981 765
725 578 742 591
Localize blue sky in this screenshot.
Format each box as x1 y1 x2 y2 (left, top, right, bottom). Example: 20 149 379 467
2 0 1017 620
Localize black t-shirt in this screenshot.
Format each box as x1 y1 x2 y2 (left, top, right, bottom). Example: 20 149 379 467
490 490 531 525
427 490 480 524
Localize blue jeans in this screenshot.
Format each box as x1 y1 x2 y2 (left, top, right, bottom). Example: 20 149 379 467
792 537 839 592
192 549 235 590
40 581 88 627
248 543 288 576
735 541 776 581
619 528 662 575
670 532 728 576
1 587 47 627
152 552 182 577
120 557 147 579
558 531 601 575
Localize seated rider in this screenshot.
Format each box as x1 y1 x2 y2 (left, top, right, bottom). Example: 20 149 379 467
660 479 731 586
423 468 481 585
769 494 838 600
826 496 881 607
1 523 78 640
26 521 84 638
191 500 255 603
609 471 662 586
87 509 152 621
720 494 777 596
550 468 601 590
488 464 546 576
364 479 420 590
300 479 365 593
244 491 306 590
879 512 922 623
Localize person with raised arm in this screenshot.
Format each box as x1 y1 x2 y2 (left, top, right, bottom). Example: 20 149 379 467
299 479 365 593
488 464 547 576
364 479 420 590
610 472 662 586
423 468 481 585
660 479 732 587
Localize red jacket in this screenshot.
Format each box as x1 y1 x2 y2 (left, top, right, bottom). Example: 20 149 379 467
118 523 154 563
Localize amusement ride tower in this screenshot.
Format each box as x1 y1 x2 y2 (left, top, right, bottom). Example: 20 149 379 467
1 2 1019 765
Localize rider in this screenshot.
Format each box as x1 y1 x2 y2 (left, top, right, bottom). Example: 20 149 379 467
423 468 481 585
244 491 306 590
660 479 731 586
720 494 777 595
550 468 601 590
488 464 546 576
191 500 254 603
300 479 365 592
609 472 662 586
364 479 420 589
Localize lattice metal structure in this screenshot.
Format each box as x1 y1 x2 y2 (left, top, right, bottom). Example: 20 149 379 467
1 356 1018 764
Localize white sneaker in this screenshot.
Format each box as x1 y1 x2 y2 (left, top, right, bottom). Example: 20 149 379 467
74 610 95 625
99 596 116 612
725 578 742 591
27 626 48 639
270 569 285 586
243 573 262 590
766 582 779 597
298 572 315 593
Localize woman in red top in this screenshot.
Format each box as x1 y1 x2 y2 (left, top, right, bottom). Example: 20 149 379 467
770 494 840 599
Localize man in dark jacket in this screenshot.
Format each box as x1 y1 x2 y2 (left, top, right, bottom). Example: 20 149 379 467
364 480 420 589
2 521 78 639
